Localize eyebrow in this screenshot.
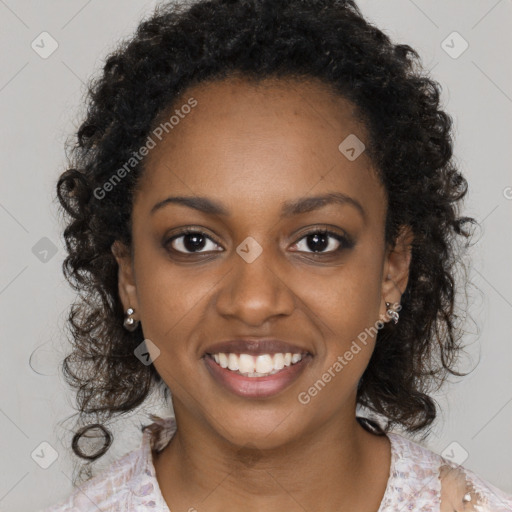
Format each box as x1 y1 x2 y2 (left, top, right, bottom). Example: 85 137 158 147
150 192 367 222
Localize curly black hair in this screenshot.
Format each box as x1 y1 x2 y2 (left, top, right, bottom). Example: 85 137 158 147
55 0 477 483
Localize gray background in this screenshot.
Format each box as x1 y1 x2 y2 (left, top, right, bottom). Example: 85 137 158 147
1 1 511 510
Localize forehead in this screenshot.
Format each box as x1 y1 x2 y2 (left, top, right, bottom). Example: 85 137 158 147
135 75 386 221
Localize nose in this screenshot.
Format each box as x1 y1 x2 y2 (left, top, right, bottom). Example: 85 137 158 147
215 246 296 326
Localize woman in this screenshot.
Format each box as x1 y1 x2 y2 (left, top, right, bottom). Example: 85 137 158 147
40 0 512 510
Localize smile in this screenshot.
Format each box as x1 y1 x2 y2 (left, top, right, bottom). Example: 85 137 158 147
203 351 313 398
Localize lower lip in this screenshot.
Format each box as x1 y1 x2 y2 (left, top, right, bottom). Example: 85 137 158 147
203 354 313 399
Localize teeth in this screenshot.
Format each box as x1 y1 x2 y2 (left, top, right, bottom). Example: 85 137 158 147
255 354 273 373
273 353 285 370
209 352 305 377
219 353 228 368
228 353 239 371
239 353 255 373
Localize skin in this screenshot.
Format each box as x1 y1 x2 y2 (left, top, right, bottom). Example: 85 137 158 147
112 75 413 512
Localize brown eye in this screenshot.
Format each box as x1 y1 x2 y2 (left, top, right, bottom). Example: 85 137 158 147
166 229 223 254
292 229 354 254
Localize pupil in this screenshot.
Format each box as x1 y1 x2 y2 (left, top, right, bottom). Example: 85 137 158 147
308 233 328 252
184 233 206 252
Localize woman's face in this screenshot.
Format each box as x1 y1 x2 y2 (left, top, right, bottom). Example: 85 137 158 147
113 76 412 448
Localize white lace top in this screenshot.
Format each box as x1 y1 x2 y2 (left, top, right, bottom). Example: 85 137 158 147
39 415 512 511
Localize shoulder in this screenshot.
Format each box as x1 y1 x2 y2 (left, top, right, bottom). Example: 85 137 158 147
437 454 512 511
379 432 444 510
37 444 147 511
37 415 177 512
384 432 512 512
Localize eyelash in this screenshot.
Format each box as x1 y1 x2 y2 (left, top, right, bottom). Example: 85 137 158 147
164 227 354 257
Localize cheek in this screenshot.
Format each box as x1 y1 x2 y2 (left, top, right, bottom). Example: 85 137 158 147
132 245 210 356
306 258 383 333
299 249 384 386
297 269 383 409
134 260 208 391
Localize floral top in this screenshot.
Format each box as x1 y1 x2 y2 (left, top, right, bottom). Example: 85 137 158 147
39 415 512 511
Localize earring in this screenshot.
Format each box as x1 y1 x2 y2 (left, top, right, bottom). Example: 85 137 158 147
123 307 140 331
385 302 400 324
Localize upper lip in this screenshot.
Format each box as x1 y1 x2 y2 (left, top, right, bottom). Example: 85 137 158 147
203 338 312 356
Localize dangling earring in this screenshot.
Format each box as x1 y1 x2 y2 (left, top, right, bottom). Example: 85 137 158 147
385 302 400 324
123 307 140 331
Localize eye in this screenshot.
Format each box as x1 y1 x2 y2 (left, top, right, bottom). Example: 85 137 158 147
164 227 354 257
165 229 223 255
291 229 353 255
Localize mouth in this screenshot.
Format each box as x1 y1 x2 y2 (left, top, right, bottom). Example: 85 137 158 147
202 351 314 398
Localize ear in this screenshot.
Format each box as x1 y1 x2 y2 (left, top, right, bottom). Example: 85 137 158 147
380 224 413 318
111 240 139 317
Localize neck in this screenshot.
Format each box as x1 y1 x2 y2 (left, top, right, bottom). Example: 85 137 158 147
153 407 391 512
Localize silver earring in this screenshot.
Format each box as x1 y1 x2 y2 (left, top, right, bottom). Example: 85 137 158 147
123 307 140 331
385 302 400 324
